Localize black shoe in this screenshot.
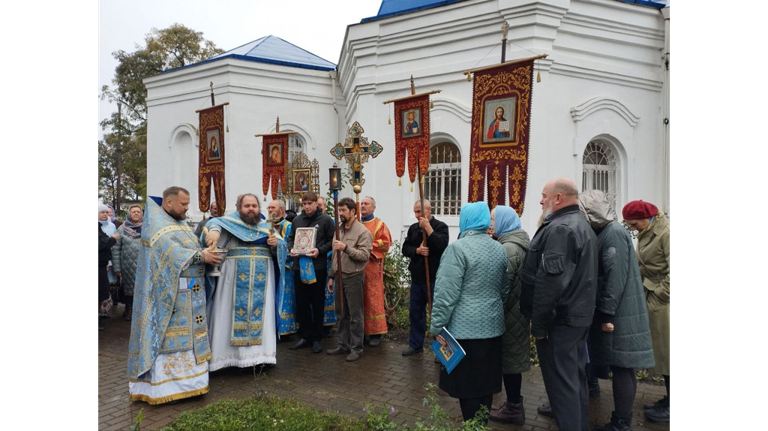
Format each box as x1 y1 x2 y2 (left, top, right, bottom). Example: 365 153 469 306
312 341 323 353
289 338 311 350
644 402 669 423
368 336 381 347
402 347 423 356
643 395 667 410
537 403 554 418
593 412 632 431
327 346 350 355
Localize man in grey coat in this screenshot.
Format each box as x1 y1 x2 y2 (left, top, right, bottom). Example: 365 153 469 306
520 178 598 431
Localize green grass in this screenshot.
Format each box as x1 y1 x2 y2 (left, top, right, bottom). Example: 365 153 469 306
160 395 366 431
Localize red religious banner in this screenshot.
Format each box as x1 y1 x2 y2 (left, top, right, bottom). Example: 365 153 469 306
467 58 535 214
261 134 289 199
197 103 228 212
393 94 431 184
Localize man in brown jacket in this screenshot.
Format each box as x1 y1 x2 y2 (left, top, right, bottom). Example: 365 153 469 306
326 197 373 362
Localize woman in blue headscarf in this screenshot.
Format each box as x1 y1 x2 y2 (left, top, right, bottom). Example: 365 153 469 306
487 205 531 425
429 202 510 424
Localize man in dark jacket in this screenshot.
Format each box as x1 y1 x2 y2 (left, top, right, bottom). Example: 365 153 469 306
401 199 449 356
286 192 335 353
520 178 598 431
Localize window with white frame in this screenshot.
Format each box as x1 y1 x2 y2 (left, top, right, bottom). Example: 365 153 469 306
582 139 617 211
424 142 461 216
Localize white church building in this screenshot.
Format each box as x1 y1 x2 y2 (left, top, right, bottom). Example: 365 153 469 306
145 0 670 241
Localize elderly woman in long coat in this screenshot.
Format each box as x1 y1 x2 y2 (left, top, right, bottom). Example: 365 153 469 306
580 191 655 431
622 199 670 424
113 204 143 321
487 205 530 426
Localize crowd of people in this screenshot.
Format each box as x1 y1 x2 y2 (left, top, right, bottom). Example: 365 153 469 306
99 178 670 430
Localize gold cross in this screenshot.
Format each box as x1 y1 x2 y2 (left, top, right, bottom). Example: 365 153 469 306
253 308 261 317
256 273 265 282
161 299 173 311
239 273 247 282
329 121 383 189
195 315 204 325
237 308 246 317
192 284 201 293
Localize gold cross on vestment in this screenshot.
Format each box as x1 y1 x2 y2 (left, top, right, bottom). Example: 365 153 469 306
195 315 204 325
192 284 201 293
253 308 261 317
239 273 247 282
162 299 173 311
237 308 246 317
256 273 265 282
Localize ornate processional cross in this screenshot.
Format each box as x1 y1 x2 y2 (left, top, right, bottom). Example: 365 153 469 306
330 121 383 196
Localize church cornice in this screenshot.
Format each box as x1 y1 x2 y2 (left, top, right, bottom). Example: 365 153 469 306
570 96 640 127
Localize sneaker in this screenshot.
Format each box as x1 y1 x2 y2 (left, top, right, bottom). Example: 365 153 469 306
327 346 350 355
402 347 423 356
312 341 323 353
289 338 311 350
345 352 361 362
644 402 669 423
489 398 525 425
643 395 667 411
537 403 554 418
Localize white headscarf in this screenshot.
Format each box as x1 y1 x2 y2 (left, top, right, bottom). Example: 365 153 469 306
99 203 116 235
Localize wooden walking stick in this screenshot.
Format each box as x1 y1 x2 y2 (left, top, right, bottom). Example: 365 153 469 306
333 189 344 316
417 157 432 316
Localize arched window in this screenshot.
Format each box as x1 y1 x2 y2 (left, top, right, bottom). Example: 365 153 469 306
582 140 617 211
424 141 461 216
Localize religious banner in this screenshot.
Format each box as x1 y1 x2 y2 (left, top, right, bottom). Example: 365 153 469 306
394 94 430 184
197 103 229 212
256 117 294 200
467 57 536 214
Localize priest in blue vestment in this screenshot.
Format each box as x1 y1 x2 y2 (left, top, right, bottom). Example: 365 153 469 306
127 186 223 405
203 193 288 370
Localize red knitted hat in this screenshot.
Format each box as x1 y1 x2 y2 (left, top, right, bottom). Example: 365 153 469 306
622 200 658 220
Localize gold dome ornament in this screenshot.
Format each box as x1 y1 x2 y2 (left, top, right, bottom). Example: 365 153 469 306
353 184 362 194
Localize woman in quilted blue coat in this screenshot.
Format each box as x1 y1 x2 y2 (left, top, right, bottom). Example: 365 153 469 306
113 204 143 321
429 202 509 424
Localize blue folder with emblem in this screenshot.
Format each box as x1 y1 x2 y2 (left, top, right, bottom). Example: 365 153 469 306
430 327 466 374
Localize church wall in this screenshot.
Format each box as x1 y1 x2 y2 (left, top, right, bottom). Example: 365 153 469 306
146 60 342 221
339 0 667 238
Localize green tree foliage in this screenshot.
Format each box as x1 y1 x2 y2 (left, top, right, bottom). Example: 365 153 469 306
99 24 224 212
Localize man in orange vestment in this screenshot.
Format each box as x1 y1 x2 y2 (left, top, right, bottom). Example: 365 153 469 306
359 196 392 347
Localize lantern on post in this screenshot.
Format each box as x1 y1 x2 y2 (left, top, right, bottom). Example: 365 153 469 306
329 163 344 315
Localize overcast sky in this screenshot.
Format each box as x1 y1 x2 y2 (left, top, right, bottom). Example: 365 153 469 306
98 0 382 135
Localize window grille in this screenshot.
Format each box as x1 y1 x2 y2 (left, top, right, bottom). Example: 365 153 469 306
424 142 461 216
582 140 617 211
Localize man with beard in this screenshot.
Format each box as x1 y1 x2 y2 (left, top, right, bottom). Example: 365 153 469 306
268 199 298 336
286 192 335 353
326 197 372 362
519 178 598 431
128 187 223 404
203 194 288 370
359 196 392 347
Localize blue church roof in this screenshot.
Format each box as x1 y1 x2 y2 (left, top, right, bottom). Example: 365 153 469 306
361 0 666 23
165 35 336 73
361 0 464 23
